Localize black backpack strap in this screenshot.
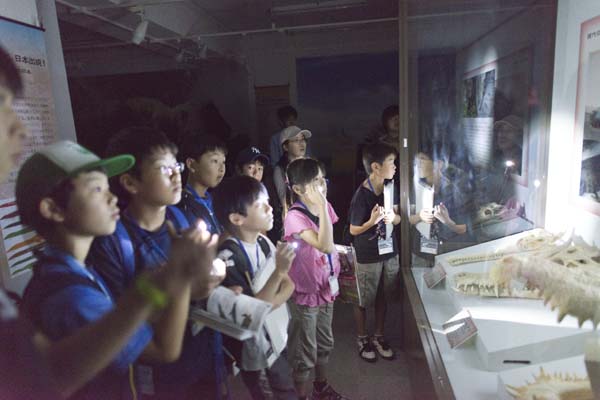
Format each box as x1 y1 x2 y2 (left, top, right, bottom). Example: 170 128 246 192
21 270 99 330
218 240 254 296
289 206 320 226
256 235 271 259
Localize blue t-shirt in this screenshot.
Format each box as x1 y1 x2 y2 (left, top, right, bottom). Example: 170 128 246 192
177 185 222 235
23 246 152 400
88 206 220 398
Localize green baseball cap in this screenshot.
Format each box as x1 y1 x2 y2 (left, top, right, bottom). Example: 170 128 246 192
16 140 135 227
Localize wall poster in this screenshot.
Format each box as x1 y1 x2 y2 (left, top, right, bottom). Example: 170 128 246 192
573 15 600 216
0 17 57 281
462 47 532 186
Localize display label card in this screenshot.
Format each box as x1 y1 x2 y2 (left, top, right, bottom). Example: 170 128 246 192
420 236 439 254
423 262 446 288
443 311 477 349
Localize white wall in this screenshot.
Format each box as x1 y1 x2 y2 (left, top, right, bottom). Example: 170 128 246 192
37 0 76 142
546 0 600 247
456 5 556 228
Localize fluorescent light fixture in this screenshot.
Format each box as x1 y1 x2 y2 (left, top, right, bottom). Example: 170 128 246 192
132 16 148 45
271 0 367 15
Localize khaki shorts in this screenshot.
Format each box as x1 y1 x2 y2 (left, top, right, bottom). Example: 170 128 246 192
287 301 334 383
356 256 399 308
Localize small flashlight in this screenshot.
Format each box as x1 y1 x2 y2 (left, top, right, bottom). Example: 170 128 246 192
505 160 515 168
291 242 299 250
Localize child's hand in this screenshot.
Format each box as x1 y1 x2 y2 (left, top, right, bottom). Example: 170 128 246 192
419 208 435 224
383 209 397 225
275 241 296 274
305 183 326 208
433 203 452 225
166 219 223 299
368 204 385 226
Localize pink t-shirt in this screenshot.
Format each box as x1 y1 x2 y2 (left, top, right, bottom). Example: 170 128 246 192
283 201 341 307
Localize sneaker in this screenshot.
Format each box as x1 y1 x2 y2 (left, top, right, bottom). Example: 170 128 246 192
312 383 349 400
357 336 377 363
372 336 395 360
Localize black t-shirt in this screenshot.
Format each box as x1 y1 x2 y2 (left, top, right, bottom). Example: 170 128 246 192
349 184 399 264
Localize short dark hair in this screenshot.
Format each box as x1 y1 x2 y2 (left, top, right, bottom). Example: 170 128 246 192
212 175 267 233
0 45 23 96
277 106 297 122
362 143 397 174
179 132 227 162
418 140 446 163
381 105 399 128
105 126 177 176
105 127 177 203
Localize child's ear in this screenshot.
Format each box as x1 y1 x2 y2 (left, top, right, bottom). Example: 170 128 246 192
291 184 304 196
282 142 289 153
119 173 139 195
39 197 66 223
229 212 245 227
371 161 381 173
186 157 196 173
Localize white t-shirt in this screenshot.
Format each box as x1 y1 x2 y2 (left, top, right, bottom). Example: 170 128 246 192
236 236 290 371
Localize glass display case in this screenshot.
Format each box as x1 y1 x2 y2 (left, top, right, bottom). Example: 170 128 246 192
398 1 600 398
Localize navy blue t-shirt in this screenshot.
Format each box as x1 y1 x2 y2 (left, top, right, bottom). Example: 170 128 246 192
349 183 399 264
88 208 220 398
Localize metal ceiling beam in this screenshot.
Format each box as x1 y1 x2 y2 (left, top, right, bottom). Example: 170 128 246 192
68 0 186 12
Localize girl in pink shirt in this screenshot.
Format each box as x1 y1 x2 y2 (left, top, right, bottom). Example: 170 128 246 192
283 158 347 400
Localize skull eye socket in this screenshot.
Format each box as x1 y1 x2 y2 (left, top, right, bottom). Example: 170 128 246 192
577 259 587 264
484 210 492 216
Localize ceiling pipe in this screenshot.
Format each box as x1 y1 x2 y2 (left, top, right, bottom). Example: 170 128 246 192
71 0 186 12
56 0 180 52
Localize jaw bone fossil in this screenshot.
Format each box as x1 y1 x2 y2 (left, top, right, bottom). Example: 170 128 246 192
501 247 600 327
505 367 593 400
447 230 566 267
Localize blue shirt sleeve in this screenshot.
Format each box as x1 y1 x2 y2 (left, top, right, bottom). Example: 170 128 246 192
40 285 153 373
88 233 131 299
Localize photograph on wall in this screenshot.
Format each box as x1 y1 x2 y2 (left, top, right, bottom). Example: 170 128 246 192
462 48 531 182
462 69 495 118
573 15 600 215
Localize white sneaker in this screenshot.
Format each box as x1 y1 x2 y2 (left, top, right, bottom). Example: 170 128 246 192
357 336 377 363
372 336 395 360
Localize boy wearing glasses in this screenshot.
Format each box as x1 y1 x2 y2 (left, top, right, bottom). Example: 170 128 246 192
88 127 225 399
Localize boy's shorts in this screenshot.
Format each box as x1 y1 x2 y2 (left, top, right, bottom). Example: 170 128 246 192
356 256 399 308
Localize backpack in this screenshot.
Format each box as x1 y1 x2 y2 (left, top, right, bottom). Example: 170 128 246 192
219 236 272 297
114 205 190 278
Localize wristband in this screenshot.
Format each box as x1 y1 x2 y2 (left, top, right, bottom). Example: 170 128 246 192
135 276 169 309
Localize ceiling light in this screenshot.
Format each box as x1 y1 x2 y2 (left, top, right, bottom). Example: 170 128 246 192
132 11 148 45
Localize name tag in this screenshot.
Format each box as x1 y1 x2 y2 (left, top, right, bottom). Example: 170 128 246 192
378 237 394 255
420 236 439 255
329 275 339 296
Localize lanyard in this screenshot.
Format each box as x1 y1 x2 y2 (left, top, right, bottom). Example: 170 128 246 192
234 238 260 280
367 177 376 193
45 247 112 300
185 184 221 234
123 212 169 266
294 201 335 277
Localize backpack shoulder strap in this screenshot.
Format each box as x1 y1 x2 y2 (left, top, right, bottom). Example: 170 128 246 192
289 206 320 226
219 239 253 295
21 271 98 330
113 221 135 278
256 235 272 259
167 205 190 230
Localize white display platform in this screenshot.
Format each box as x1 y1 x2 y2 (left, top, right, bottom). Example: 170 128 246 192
435 230 595 371
497 355 590 400
412 229 594 398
